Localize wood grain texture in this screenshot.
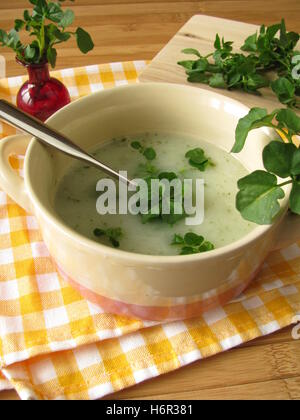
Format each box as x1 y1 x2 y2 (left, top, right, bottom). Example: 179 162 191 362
0 0 300 401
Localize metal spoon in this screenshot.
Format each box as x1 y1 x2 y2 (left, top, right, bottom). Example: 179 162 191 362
0 99 135 187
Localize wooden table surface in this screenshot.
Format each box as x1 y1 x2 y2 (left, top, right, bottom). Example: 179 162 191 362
0 0 300 401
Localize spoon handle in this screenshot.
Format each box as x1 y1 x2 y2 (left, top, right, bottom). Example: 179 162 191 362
0 99 133 186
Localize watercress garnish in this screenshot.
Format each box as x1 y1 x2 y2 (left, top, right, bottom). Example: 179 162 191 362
140 172 186 226
185 148 214 171
93 227 123 248
0 0 94 68
232 107 300 224
130 141 157 161
179 19 299 108
171 233 214 255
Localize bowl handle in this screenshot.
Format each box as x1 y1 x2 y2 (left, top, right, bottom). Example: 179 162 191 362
273 211 300 251
0 134 32 213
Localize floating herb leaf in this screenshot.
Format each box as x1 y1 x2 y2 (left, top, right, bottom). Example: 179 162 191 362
185 148 214 171
93 227 123 248
171 233 214 255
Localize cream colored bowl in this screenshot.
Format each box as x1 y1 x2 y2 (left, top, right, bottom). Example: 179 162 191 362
0 83 299 321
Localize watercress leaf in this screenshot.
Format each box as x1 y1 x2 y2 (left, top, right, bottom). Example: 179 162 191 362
23 10 31 22
0 30 8 44
246 73 269 90
193 58 208 72
47 2 63 22
60 9 75 29
187 72 210 84
266 23 281 40
241 33 258 52
25 44 36 60
209 73 227 88
185 148 206 164
76 27 94 54
271 77 296 105
14 19 25 32
158 172 178 181
171 234 184 245
231 108 269 153
291 148 300 176
161 201 186 225
7 29 20 49
184 232 204 246
236 170 284 224
177 60 194 71
143 147 156 161
275 109 300 133
93 228 105 237
289 181 300 214
131 141 142 150
262 141 296 178
199 241 215 252
181 48 201 57
47 47 57 68
180 246 197 255
214 34 221 50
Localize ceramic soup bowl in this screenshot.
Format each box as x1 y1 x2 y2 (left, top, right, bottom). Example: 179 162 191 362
0 83 299 321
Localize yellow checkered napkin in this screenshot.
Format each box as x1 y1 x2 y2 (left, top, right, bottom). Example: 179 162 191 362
0 61 300 400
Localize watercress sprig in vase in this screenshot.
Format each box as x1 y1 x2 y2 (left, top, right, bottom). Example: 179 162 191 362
232 108 300 224
0 0 94 121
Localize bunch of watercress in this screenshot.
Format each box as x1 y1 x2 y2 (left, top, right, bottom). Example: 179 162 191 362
231 107 300 224
178 20 299 108
0 0 94 68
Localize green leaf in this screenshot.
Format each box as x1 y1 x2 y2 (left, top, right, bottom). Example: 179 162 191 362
181 48 201 57
291 149 300 176
236 170 285 224
180 246 197 255
231 108 269 153
185 148 212 171
271 77 296 105
171 234 184 245
14 19 25 32
262 141 296 178
60 9 74 29
214 34 221 50
131 141 142 150
275 109 300 133
184 232 204 246
209 73 227 88
199 241 215 252
158 172 178 182
290 182 300 214
241 33 258 52
187 72 210 84
177 60 194 71
143 147 156 161
47 47 57 68
25 45 36 60
76 27 94 54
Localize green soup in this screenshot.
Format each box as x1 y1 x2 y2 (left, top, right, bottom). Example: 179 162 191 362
54 132 255 256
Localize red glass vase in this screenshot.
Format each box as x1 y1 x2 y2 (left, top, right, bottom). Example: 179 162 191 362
16 60 71 122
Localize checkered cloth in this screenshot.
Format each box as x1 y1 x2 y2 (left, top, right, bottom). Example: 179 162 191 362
0 61 300 400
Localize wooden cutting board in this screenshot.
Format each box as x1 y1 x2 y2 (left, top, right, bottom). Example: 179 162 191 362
139 15 300 113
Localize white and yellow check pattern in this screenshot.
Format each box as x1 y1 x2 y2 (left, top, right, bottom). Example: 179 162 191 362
0 61 300 400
